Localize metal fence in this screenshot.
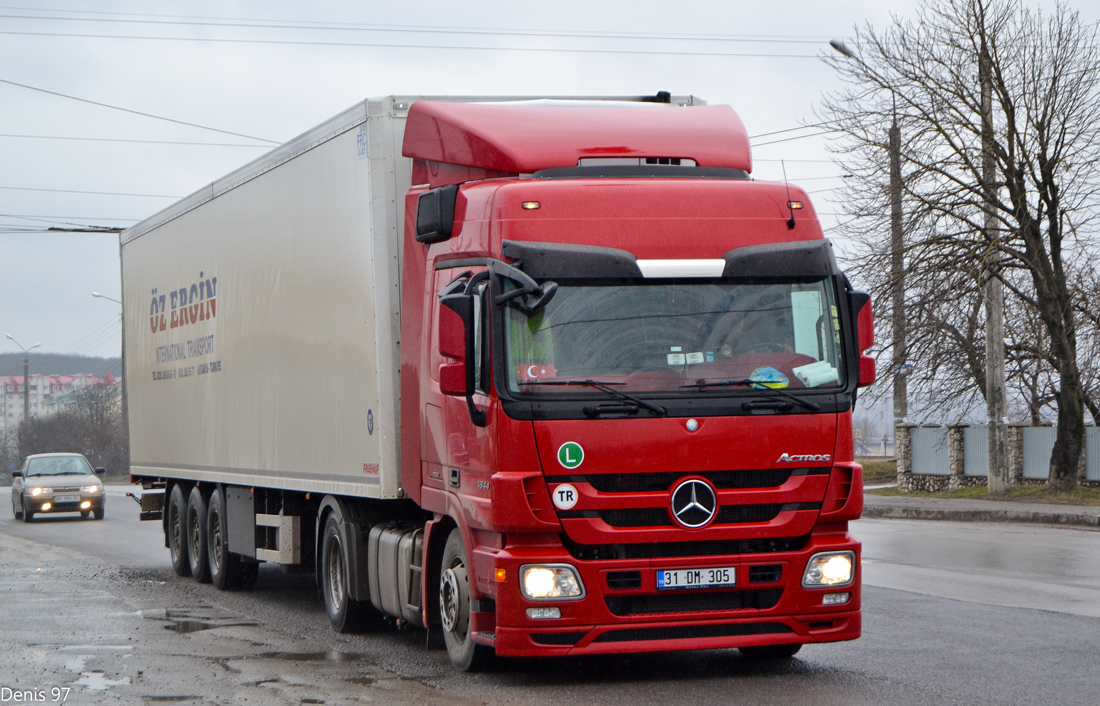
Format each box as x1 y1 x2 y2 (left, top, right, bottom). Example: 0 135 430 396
1022 427 1057 479
962 427 989 477
1088 428 1100 482
911 426 950 476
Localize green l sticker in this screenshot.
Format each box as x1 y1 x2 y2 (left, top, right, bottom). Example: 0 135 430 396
557 442 584 469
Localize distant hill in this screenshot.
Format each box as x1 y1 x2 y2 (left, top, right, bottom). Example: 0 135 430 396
0 353 121 379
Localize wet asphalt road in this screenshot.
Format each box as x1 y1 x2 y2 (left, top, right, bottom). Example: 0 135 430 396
1 485 1099 705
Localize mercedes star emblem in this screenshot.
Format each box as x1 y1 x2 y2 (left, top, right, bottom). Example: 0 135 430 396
669 478 718 529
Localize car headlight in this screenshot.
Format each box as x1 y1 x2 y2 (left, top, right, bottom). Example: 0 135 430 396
802 551 856 588
82 485 102 493
520 565 585 600
30 487 47 496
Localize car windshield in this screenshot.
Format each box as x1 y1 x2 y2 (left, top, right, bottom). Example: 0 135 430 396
25 456 93 477
504 277 846 395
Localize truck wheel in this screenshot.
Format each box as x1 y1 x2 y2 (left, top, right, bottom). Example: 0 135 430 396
439 528 492 672
207 489 248 590
186 487 211 583
739 643 802 660
167 485 191 576
320 513 373 632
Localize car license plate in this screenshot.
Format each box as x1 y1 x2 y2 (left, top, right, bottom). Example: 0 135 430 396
53 495 80 503
657 566 736 590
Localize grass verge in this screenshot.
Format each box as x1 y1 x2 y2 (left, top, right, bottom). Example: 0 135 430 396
858 459 897 485
870 484 1100 506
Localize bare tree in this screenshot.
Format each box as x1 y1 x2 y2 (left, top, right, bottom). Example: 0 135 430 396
821 0 1100 489
16 382 128 478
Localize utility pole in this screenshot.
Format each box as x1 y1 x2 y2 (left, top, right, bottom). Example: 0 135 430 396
5 335 41 426
889 111 908 424
980 38 1009 493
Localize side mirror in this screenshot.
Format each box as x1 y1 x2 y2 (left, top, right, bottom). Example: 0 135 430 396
12 471 22 478
95 467 106 476
439 292 474 398
850 291 876 387
415 184 459 244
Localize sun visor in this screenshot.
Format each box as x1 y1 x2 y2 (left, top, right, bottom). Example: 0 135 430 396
721 240 837 278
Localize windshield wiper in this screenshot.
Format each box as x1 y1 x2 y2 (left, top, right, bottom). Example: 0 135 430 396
680 378 821 411
522 379 667 416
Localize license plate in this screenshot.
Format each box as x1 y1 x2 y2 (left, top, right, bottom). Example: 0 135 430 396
53 495 80 503
657 566 736 590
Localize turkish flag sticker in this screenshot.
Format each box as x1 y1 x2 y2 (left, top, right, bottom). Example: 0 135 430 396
517 363 557 382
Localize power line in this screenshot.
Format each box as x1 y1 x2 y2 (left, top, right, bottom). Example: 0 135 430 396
0 213 140 222
0 184 180 198
749 122 829 139
0 132 269 148
0 77 279 144
0 30 819 58
751 130 834 146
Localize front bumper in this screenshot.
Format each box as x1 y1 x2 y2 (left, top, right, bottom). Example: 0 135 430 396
479 529 861 657
24 493 104 514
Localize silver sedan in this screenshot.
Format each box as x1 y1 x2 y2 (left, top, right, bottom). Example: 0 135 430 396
11 453 106 521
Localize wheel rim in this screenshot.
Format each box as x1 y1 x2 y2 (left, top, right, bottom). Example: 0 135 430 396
326 534 345 610
439 561 469 638
170 504 183 562
209 510 223 575
189 507 201 556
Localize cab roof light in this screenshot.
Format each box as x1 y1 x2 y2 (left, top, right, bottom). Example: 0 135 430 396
522 201 540 210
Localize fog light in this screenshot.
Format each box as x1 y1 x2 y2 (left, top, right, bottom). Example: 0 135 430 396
41 503 52 511
80 501 92 509
520 565 584 600
525 606 562 619
802 551 855 588
823 592 851 605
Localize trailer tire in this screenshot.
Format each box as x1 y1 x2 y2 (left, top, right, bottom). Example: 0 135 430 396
167 485 191 577
439 528 492 672
738 643 802 660
320 513 373 632
186 486 211 582
208 489 249 590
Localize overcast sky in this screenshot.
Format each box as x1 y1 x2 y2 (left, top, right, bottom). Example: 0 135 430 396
2 0 1097 363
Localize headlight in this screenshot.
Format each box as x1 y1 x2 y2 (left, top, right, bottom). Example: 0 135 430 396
520 565 585 600
30 487 47 496
802 551 856 588
82 485 101 493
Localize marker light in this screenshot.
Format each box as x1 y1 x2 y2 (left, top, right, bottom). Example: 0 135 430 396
520 565 584 600
495 568 508 582
788 201 804 210
802 551 855 588
521 201 541 210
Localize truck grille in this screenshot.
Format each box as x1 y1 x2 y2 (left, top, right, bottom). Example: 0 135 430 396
565 502 819 529
565 534 810 561
592 622 792 643
605 588 782 616
546 467 828 493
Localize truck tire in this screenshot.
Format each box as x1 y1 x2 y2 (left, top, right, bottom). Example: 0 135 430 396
187 487 211 583
739 643 802 660
439 528 492 672
207 489 251 590
167 485 191 577
320 513 373 632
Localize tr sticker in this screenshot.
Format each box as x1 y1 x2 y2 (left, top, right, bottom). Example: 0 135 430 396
552 483 579 510
557 442 584 469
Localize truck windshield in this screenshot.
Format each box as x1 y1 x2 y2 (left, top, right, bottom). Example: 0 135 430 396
504 278 846 396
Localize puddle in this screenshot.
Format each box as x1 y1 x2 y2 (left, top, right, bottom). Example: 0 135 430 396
165 620 257 633
258 651 361 662
144 697 202 702
74 671 130 691
347 677 377 686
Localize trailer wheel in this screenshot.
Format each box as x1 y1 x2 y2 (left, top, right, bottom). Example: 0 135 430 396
439 528 492 672
186 486 211 582
167 485 191 577
208 489 249 590
739 643 802 660
320 513 372 632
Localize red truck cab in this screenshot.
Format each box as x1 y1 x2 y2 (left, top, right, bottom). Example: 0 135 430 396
399 99 874 669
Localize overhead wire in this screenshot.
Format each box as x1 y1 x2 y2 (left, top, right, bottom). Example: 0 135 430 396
0 133 270 148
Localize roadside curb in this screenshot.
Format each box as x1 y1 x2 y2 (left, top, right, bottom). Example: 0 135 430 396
862 495 1100 528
